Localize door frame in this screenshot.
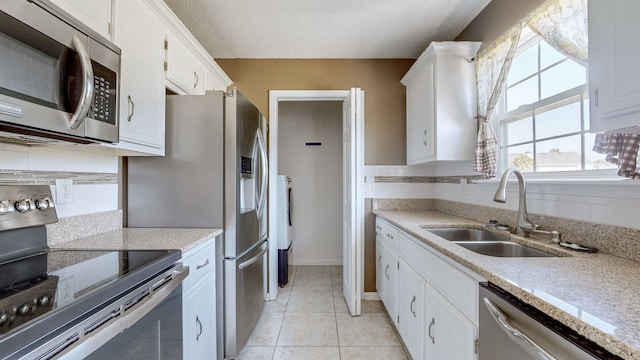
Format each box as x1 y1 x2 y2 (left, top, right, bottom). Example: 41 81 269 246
267 90 364 303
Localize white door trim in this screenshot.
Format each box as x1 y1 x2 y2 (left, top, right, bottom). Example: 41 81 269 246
267 90 364 303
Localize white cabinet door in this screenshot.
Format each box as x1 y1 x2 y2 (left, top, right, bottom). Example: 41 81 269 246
589 0 640 133
375 235 385 301
165 32 206 95
397 259 425 360
182 239 217 359
424 283 477 360
112 0 165 155
401 42 480 165
383 245 398 326
405 59 435 164
50 0 112 39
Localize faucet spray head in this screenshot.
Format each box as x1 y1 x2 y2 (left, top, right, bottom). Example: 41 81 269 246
493 168 516 203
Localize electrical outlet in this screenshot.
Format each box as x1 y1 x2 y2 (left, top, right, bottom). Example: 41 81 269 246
460 178 468 195
55 178 73 204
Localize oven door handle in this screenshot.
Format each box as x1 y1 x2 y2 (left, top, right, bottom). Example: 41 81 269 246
483 298 558 360
68 35 94 130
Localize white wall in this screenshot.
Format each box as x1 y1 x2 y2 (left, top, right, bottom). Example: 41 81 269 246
366 162 640 230
0 143 119 218
278 101 343 265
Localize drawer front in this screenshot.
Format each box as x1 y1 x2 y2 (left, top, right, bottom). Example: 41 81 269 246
398 232 478 324
182 240 215 290
377 218 399 249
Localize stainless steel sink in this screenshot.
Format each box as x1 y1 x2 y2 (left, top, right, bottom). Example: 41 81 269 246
423 227 558 257
455 241 557 258
422 227 510 242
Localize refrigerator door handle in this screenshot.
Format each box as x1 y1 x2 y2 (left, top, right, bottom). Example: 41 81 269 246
255 129 269 218
238 245 268 270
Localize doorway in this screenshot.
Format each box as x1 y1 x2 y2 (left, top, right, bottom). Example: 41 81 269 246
268 90 364 316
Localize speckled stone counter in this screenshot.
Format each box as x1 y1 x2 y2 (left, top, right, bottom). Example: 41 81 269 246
374 210 640 360
51 228 223 254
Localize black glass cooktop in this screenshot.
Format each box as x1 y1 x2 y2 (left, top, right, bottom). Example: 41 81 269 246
0 249 180 351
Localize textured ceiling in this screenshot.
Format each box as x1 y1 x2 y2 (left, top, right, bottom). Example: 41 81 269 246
162 0 491 59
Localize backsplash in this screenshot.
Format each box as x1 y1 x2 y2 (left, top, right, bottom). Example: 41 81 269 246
373 198 640 263
0 170 117 185
46 209 123 246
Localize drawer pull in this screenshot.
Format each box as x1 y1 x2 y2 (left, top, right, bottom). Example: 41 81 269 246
196 259 210 270
410 296 416 317
386 233 394 239
428 317 435 344
196 315 202 341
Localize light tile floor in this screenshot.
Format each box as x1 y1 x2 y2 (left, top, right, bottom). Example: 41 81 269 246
237 265 408 360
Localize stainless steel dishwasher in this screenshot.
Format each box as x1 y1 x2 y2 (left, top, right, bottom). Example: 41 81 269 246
479 283 623 360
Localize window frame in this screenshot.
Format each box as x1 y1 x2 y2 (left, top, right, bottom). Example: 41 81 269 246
492 28 617 180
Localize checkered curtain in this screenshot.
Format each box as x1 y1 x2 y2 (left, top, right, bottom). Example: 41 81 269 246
593 134 640 179
473 27 522 179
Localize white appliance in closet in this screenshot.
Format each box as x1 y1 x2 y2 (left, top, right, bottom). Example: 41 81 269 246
276 175 293 286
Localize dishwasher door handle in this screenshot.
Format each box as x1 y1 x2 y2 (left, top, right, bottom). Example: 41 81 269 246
483 298 558 360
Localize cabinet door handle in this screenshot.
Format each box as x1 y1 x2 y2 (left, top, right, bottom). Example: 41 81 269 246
385 264 389 280
196 315 202 341
127 95 135 122
428 317 435 344
194 71 199 89
410 296 416 318
196 258 210 270
422 129 428 147
595 88 599 107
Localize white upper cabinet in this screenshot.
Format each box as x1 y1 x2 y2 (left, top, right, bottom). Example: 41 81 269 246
165 31 206 95
111 0 166 155
49 0 113 39
589 0 640 133
402 42 481 165
146 0 233 94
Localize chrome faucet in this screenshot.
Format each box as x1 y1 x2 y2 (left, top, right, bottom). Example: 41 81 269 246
493 168 561 243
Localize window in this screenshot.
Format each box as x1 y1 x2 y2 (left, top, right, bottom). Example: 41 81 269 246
495 27 616 174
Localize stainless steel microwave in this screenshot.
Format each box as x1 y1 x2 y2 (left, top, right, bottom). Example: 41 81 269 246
0 0 120 145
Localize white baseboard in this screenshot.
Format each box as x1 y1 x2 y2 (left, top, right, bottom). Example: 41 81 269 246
290 260 343 266
363 292 380 301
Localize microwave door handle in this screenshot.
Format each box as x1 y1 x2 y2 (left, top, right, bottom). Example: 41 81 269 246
483 298 558 360
68 35 94 130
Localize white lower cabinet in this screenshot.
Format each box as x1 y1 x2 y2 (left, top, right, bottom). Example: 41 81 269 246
183 278 215 359
181 239 217 359
376 235 385 301
383 245 399 325
397 259 425 360
424 282 477 360
375 217 481 360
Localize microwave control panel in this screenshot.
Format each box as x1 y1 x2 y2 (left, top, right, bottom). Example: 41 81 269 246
88 61 117 125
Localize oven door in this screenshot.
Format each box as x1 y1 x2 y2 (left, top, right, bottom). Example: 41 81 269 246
85 284 183 360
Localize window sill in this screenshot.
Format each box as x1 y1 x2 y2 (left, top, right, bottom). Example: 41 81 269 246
472 170 640 186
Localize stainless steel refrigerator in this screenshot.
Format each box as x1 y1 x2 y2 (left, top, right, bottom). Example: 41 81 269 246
127 89 268 360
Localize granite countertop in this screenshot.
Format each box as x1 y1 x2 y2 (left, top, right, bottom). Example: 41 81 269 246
51 228 223 253
374 210 640 360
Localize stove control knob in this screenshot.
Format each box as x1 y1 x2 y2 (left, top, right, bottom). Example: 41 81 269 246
35 198 52 210
37 295 50 307
17 303 32 316
0 313 7 326
0 200 12 215
15 199 32 213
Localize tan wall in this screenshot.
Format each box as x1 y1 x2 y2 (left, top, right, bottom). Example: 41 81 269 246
456 0 544 48
216 59 414 165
